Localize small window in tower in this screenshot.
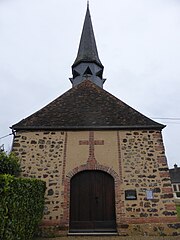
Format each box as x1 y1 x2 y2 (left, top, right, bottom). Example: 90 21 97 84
146 190 154 200
83 66 92 76
125 190 137 200
96 70 103 79
73 70 80 78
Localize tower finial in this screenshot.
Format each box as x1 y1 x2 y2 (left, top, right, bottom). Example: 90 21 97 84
87 0 89 8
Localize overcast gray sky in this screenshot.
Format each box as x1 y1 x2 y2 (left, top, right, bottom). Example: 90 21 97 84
0 0 180 168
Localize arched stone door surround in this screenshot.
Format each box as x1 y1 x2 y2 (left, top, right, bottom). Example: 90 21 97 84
61 163 123 232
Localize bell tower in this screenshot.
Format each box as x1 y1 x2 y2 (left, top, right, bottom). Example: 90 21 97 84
70 3 106 88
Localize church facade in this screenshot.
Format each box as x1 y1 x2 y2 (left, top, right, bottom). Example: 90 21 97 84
12 5 179 236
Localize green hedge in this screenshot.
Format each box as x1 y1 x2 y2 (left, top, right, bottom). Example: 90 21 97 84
0 152 21 176
0 174 46 240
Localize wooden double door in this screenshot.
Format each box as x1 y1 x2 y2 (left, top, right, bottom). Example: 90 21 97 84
69 170 116 233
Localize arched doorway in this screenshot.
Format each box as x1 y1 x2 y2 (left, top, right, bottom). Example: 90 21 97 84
69 170 116 233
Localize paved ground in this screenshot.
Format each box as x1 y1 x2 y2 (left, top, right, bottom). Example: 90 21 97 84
34 236 180 240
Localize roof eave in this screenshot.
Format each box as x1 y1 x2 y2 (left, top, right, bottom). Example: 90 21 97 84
11 124 166 131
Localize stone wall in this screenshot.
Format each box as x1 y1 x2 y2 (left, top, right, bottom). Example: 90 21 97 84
13 131 66 223
120 130 176 220
12 129 179 236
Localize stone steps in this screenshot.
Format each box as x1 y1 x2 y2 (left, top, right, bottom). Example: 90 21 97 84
34 235 180 240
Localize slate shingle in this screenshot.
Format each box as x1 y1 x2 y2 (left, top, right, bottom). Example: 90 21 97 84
72 4 103 68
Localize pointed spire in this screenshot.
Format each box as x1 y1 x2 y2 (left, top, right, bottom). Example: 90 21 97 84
72 3 103 68
70 4 106 88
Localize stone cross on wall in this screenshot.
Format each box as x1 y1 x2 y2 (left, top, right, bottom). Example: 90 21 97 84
79 131 104 164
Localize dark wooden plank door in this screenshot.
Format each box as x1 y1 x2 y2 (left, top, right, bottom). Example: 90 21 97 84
69 170 116 232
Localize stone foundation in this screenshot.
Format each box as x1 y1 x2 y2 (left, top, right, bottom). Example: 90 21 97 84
118 222 180 236
36 222 180 237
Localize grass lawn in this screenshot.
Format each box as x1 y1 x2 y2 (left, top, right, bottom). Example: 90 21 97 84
177 205 180 219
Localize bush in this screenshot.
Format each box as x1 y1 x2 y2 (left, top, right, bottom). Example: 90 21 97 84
0 174 46 240
0 152 21 176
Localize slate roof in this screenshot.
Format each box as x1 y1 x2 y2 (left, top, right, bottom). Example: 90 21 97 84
72 4 103 68
169 166 180 183
12 80 164 131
